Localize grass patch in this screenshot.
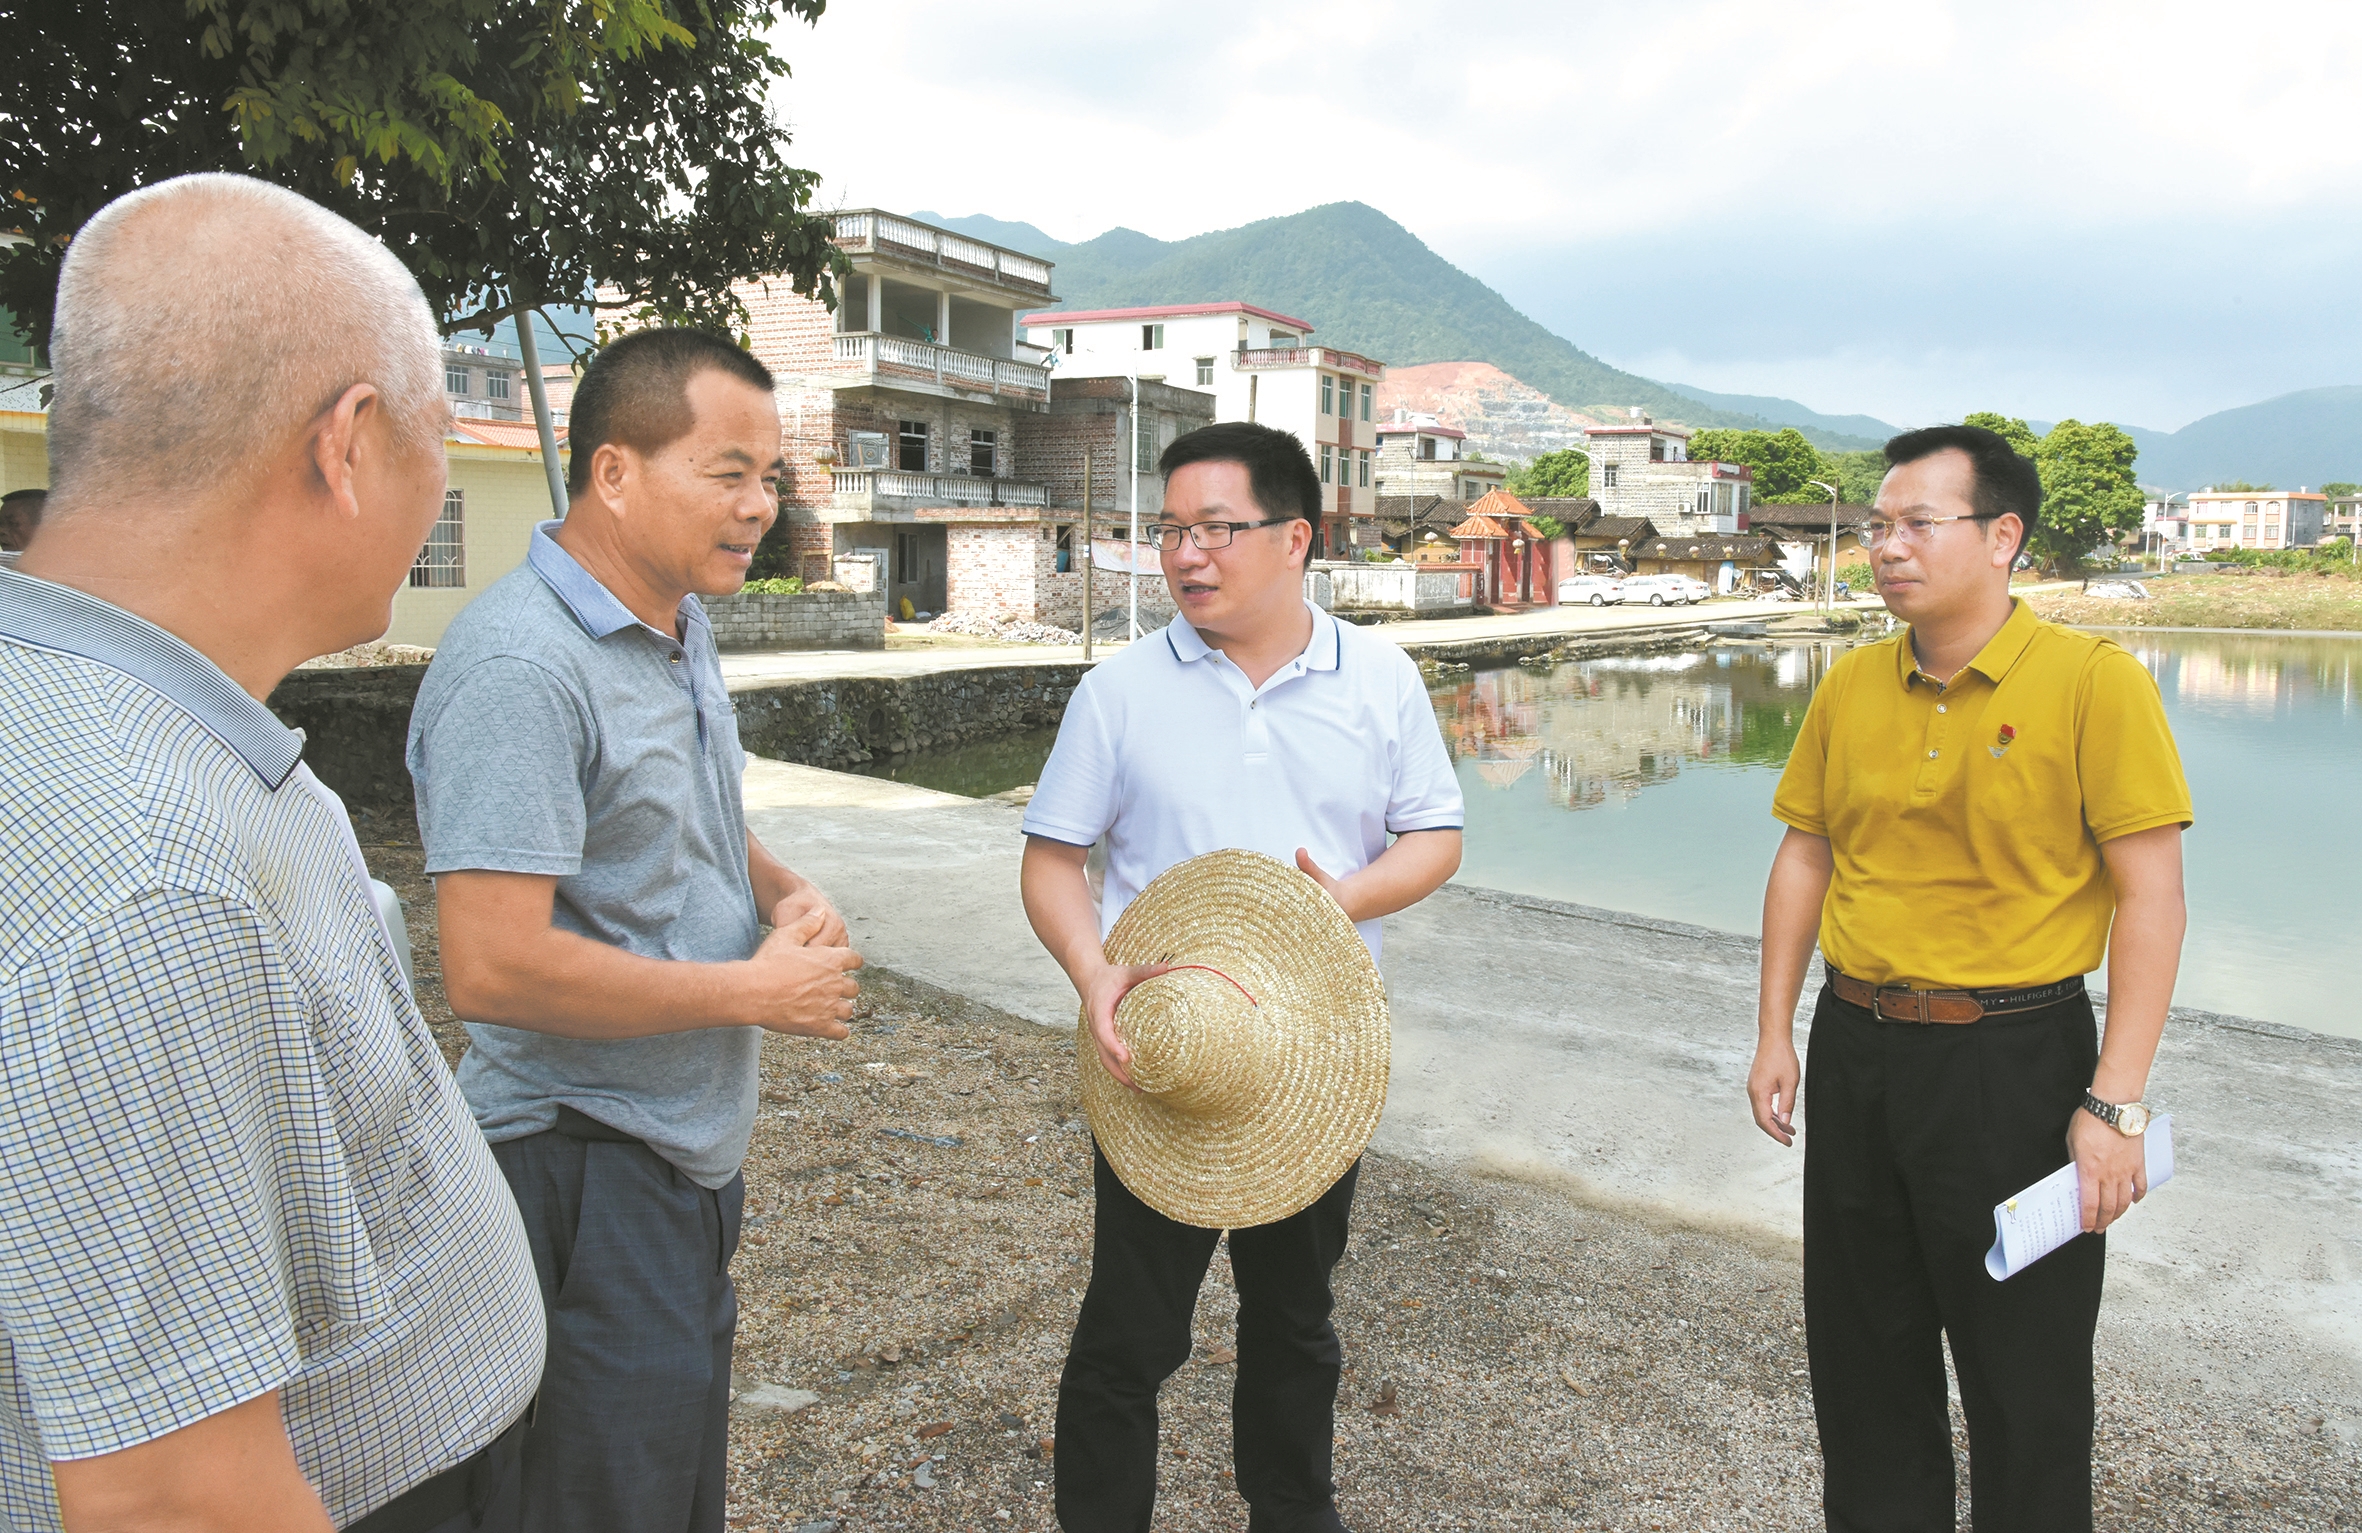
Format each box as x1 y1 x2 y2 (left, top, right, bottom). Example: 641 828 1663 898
2027 567 2362 631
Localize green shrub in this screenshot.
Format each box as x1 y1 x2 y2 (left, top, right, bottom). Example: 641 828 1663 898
1362 548 1395 563
1526 514 1565 541
1838 561 1873 591
739 576 804 595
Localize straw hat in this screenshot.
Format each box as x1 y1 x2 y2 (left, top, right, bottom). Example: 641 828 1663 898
1080 849 1390 1229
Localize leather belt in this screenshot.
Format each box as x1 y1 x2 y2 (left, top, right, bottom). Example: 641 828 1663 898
342 1407 530 1533
1829 971 2085 1025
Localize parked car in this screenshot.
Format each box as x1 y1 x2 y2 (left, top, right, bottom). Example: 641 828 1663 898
1556 574 1626 606
1622 574 1706 606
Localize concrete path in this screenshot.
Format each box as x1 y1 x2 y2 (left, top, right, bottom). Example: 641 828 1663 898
717 594 1875 690
743 756 2362 1409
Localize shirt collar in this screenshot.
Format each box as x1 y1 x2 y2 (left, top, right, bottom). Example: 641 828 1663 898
1164 599 1340 672
0 567 305 789
527 519 707 645
1899 597 2039 689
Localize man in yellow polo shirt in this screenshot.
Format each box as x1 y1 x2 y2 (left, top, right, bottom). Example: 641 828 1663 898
1749 424 2191 1533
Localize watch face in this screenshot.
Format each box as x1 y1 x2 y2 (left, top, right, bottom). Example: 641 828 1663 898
2118 1102 2150 1136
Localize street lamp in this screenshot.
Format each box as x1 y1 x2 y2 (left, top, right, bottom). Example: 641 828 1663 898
1806 479 1841 613
2152 490 2188 571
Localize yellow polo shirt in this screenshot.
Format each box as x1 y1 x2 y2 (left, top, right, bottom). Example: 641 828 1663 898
1772 599 2191 990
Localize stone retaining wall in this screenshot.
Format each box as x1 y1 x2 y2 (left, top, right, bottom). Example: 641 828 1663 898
700 588 886 651
731 664 1089 769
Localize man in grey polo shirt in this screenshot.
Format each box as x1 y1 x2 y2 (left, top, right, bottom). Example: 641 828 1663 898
409 328 860 1533
1 175 541 1533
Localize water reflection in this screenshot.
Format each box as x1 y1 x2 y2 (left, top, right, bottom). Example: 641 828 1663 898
1431 647 1836 812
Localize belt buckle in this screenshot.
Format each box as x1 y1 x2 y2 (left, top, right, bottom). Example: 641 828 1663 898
1880 986 1930 1024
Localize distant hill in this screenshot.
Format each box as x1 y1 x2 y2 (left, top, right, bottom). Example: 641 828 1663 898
1658 383 1896 449
918 203 1876 450
2037 388 2362 490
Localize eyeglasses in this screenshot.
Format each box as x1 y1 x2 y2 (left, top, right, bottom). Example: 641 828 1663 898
1859 512 2000 550
1149 518 1292 552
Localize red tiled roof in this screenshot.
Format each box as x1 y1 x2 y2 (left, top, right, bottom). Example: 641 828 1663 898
1019 300 1314 331
1449 513 1514 540
448 418 566 451
1467 488 1533 523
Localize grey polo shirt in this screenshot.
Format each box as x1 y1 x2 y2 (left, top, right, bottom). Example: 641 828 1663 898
408 522 763 1187
0 569 542 1530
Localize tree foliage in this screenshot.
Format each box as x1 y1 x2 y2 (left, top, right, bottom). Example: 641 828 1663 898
1508 449 1589 499
1 0 840 350
1827 448 1887 505
1959 412 2144 570
2320 482 2359 498
1688 427 1832 503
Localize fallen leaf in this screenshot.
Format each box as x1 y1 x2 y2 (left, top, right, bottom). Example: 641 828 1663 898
1037 1437 1056 1457
820 1194 845 1207
1399 1298 1423 1309
1369 1379 1400 1418
1205 1346 1237 1365
1024 1178 1045 1187
1172 1446 1190 1459
1562 1368 1591 1397
918 1422 954 1439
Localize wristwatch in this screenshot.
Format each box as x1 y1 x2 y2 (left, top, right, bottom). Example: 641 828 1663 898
2081 1091 2151 1137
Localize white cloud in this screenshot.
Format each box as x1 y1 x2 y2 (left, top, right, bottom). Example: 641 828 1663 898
768 0 2362 426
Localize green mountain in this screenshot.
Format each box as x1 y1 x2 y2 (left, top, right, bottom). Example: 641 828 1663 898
920 202 1878 449
2036 388 2362 489
1660 383 1899 446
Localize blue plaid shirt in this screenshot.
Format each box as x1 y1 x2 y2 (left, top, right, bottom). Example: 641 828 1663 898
0 569 543 1529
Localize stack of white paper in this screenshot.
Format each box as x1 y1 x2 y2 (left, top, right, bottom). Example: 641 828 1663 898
1984 1114 2175 1281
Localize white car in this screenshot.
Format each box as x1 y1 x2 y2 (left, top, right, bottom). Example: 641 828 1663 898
1623 574 1706 606
1556 574 1626 606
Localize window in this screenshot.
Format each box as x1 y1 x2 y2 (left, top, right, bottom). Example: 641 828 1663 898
486 371 512 401
1320 375 1335 415
409 489 465 589
1134 411 1156 473
970 428 997 476
894 532 919 586
1320 445 1334 484
445 364 470 395
898 419 928 472
1141 323 1165 350
1051 327 1074 354
1195 356 1215 386
1358 451 1371 489
1419 437 1437 461
1360 382 1373 421
1602 463 1619 488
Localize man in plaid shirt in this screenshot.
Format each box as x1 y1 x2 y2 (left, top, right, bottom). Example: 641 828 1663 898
0 175 543 1532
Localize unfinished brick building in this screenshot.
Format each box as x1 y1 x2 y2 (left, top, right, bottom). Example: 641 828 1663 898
727 213 1218 627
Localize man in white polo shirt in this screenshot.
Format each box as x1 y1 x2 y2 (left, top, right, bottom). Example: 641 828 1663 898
1020 421 1464 1533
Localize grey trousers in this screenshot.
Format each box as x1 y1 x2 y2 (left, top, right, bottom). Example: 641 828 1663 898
491 1115 743 1533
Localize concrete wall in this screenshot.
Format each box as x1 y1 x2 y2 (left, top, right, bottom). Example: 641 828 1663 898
1322 560 1472 615
699 588 886 650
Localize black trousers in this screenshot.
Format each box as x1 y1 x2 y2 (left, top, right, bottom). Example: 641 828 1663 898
1802 984 2106 1533
491 1113 744 1533
1055 1144 1359 1533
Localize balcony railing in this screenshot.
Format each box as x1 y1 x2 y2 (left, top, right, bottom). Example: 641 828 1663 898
832 470 1049 509
1234 344 1386 378
829 332 1050 404
831 211 1054 294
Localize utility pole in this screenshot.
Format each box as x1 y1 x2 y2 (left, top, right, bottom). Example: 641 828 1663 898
1081 448 1094 662
515 310 568 516
1128 369 1141 641
1807 479 1840 613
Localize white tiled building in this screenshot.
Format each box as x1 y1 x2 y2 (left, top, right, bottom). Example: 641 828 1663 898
2180 489 2328 551
1373 412 1506 503
1022 301 1385 557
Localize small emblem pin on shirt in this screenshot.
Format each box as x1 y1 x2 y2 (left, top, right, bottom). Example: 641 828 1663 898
1990 723 2017 759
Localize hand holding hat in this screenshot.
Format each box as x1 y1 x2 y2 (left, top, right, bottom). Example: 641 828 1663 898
1079 849 1391 1230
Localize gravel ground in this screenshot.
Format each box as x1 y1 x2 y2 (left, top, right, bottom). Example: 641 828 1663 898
370 841 2360 1531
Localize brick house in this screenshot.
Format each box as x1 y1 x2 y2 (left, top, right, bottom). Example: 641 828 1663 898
1582 415 1753 535
1020 301 1385 559
728 210 1060 615
1374 412 1507 504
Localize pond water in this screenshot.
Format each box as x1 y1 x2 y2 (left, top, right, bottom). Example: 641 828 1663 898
851 632 2362 1037
1431 633 2362 1038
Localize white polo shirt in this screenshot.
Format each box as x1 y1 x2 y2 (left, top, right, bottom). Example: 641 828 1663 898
1022 602 1463 958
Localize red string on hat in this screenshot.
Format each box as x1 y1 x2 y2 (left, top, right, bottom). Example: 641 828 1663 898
1159 964 1260 1007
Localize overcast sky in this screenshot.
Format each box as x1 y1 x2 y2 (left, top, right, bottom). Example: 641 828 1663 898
774 0 2361 432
